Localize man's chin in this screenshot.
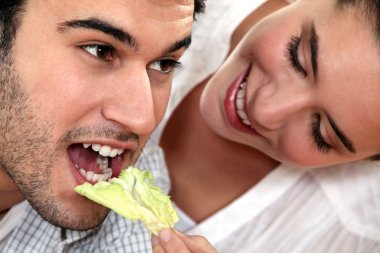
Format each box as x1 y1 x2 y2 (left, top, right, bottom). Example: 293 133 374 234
33 200 110 231
64 214 109 231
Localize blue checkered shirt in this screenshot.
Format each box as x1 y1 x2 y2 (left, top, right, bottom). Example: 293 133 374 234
1 144 170 253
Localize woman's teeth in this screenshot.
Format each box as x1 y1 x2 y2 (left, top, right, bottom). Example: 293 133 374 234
236 82 252 127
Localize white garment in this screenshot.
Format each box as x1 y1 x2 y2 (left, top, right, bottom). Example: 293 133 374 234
0 200 27 251
146 0 380 252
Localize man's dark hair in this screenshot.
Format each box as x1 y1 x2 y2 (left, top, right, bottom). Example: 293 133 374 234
194 0 206 19
337 0 380 40
0 0 25 59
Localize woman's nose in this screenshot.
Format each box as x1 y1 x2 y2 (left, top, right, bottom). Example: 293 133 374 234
251 81 314 130
101 68 156 135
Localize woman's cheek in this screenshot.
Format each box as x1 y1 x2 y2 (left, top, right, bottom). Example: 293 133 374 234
278 133 326 168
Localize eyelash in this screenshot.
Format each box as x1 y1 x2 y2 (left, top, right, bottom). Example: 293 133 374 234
311 114 332 153
81 44 182 74
288 37 330 154
287 35 307 77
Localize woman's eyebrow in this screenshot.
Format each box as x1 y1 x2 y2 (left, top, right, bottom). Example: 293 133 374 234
327 115 356 153
310 21 319 79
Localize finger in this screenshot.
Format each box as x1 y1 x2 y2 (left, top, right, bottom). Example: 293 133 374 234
158 229 190 253
180 234 218 253
151 235 166 253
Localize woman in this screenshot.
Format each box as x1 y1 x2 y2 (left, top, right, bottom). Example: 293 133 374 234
146 0 380 252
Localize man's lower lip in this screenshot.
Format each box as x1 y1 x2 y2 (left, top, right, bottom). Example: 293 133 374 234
224 67 260 135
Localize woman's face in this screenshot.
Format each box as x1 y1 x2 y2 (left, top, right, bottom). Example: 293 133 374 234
201 0 380 168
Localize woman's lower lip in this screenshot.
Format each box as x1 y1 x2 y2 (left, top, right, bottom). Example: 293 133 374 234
224 67 261 136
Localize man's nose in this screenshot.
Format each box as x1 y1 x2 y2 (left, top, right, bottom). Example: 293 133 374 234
101 67 156 135
252 82 314 130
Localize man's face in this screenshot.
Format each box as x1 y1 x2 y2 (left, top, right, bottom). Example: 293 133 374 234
0 0 193 230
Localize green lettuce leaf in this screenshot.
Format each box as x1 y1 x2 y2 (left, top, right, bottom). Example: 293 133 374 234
74 166 178 235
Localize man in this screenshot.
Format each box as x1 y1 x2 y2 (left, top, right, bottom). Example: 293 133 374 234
0 0 205 252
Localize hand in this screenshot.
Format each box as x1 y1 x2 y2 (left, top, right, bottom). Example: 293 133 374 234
151 228 218 253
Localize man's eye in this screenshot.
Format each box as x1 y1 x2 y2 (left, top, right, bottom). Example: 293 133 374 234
81 44 115 61
148 59 182 74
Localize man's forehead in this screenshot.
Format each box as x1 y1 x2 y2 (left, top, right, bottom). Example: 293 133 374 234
137 0 194 21
42 0 194 19
146 0 193 7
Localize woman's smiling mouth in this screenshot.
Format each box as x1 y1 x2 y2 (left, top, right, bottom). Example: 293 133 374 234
224 66 259 135
223 64 270 141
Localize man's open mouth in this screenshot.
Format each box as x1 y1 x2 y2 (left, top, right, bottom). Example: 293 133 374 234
67 143 126 184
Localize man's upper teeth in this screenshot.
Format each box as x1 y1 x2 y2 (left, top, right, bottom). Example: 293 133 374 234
82 143 124 157
236 81 252 126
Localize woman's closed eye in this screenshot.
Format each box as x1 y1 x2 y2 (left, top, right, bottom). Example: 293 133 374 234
287 35 307 77
311 114 332 153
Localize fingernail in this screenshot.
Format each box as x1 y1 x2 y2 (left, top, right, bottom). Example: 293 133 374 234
159 229 172 242
151 235 160 247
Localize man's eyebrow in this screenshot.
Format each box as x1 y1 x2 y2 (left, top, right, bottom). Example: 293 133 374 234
327 115 356 153
57 18 139 51
165 35 192 54
310 21 319 79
